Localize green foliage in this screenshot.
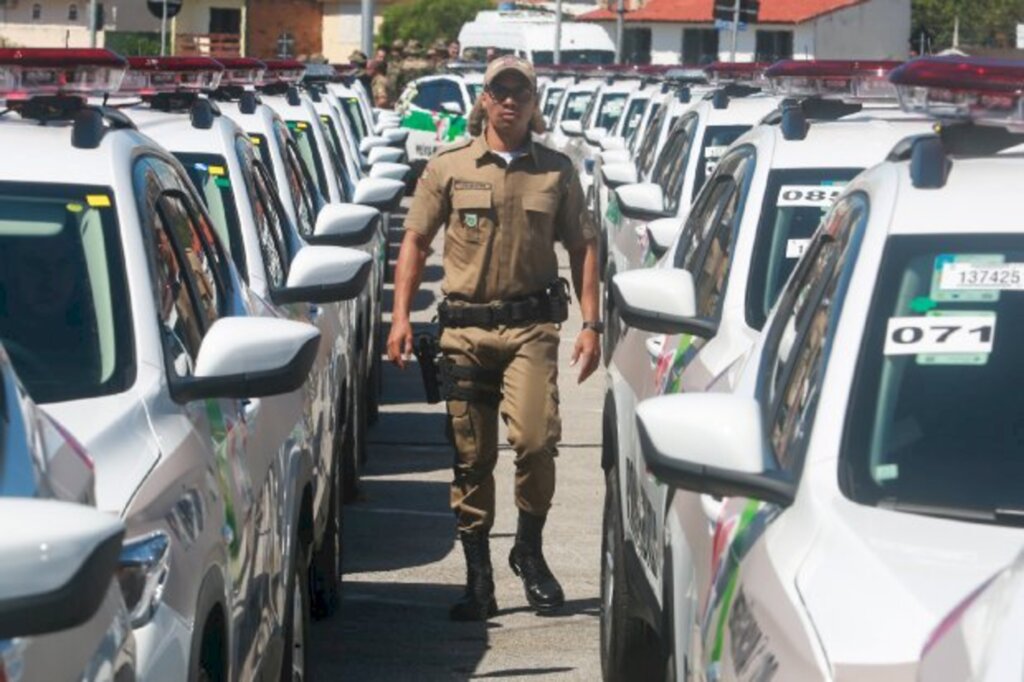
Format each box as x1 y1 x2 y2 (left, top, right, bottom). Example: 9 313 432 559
378 0 494 47
912 0 1024 50
104 31 162 56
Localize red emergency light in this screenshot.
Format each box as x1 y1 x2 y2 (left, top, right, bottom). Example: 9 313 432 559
889 57 1024 127
704 61 770 86
766 59 903 101
216 57 267 87
261 59 306 85
120 56 224 95
0 48 127 100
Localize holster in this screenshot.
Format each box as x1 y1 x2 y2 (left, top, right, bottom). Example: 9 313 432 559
414 333 443 404
414 332 503 406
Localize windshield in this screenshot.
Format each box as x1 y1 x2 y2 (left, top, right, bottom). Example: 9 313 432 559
692 125 751 199
176 153 247 283
287 119 330 202
543 87 564 117
841 234 1024 524
342 97 368 141
533 50 614 65
595 93 628 132
746 168 861 329
561 91 593 123
0 183 133 403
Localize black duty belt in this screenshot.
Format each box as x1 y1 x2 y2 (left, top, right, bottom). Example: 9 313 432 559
438 278 570 329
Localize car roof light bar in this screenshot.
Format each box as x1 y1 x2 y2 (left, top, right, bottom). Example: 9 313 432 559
889 57 1024 130
261 59 306 86
216 57 266 87
766 59 902 101
704 61 770 87
0 48 127 101
120 56 224 95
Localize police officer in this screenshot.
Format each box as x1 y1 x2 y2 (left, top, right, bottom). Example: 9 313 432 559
369 58 393 109
387 56 601 621
399 40 432 92
348 49 372 95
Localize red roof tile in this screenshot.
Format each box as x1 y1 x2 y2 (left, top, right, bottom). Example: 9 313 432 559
578 0 869 24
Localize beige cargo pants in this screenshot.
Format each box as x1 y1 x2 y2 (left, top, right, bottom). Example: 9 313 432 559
441 322 561 533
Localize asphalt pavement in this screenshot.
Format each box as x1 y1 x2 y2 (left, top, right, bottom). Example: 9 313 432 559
309 206 606 680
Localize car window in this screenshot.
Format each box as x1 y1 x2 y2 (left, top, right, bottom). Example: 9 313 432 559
249 133 273 170
652 113 698 215
620 97 648 141
746 168 862 329
561 91 593 123
686 149 757 320
341 96 368 141
761 195 866 472
628 101 657 153
595 93 628 131
841 231 1024 521
176 152 247 283
0 182 134 403
692 125 752 200
233 136 291 289
543 87 564 117
316 114 353 201
636 104 667 178
412 79 465 114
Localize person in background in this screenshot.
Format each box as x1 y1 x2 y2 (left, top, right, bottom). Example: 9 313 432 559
485 47 497 63
369 59 393 109
448 40 461 63
348 49 372 94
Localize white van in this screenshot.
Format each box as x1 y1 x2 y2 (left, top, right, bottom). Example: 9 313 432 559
459 19 614 65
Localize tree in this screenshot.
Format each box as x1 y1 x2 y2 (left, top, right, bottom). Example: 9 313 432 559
912 0 1024 51
378 0 494 48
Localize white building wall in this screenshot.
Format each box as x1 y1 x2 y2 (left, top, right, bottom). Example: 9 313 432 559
808 0 910 59
321 1 383 62
649 23 680 64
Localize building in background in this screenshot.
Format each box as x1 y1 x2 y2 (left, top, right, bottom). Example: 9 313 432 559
0 0 159 49
578 0 910 64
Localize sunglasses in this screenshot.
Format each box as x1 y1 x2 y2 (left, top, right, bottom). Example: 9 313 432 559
486 83 534 104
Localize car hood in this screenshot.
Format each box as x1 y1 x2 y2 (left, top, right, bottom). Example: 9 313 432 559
46 365 163 515
796 493 1024 681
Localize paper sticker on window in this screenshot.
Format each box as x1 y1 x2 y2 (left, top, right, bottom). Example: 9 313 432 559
884 312 995 359
86 194 111 208
940 261 1024 291
777 185 844 208
208 165 226 177
785 239 810 259
931 253 1004 303
704 145 728 159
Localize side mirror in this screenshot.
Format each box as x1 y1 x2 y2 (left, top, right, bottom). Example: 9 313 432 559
170 317 320 403
601 149 630 165
646 217 680 259
366 145 406 165
601 162 638 190
600 136 626 151
560 120 583 137
0 498 124 639
368 161 411 182
381 127 409 146
308 202 381 247
272 246 372 304
441 101 463 115
611 268 718 338
359 135 390 154
615 182 669 221
353 177 405 213
636 393 795 506
583 127 608 147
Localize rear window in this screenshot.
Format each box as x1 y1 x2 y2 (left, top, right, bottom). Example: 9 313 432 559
0 183 134 403
841 235 1024 525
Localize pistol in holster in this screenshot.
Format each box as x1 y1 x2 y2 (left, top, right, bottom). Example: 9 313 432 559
414 333 443 404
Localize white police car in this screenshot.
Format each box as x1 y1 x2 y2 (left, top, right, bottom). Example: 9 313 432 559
393 73 474 167
0 48 327 681
118 56 376 616
562 78 638 202
626 55 1024 680
546 78 600 150
0 343 135 682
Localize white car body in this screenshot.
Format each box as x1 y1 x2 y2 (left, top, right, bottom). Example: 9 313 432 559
621 139 1024 681
0 110 325 681
563 79 640 202
590 87 654 236
545 79 600 150
393 74 474 166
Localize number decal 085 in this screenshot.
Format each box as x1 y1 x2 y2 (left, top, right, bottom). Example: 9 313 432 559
776 185 845 208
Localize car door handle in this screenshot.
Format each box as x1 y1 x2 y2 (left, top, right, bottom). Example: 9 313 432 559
701 494 724 531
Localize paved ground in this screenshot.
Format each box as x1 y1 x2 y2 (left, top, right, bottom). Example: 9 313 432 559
309 208 606 680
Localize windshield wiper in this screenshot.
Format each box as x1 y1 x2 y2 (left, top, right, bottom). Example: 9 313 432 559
879 499 1024 527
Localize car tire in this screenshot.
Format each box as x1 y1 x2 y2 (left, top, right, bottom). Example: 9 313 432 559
601 466 653 682
281 539 310 682
310 464 342 619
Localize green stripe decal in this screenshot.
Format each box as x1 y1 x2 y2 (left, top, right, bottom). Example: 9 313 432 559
401 109 468 141
709 500 761 663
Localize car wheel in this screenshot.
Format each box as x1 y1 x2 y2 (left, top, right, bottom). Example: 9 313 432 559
310 464 342 619
601 466 653 682
281 540 310 682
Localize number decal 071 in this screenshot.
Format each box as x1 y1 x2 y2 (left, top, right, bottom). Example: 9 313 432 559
883 315 996 356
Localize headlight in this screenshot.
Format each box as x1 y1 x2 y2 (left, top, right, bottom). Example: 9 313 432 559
116 531 170 628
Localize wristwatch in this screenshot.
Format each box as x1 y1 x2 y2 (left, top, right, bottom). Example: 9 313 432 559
582 320 605 334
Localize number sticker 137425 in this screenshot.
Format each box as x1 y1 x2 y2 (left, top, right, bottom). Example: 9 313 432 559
884 315 996 356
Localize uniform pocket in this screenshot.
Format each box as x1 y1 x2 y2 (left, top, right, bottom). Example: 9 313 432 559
452 189 493 244
523 192 558 243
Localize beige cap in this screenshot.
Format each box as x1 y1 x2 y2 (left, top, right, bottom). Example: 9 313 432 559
483 56 536 90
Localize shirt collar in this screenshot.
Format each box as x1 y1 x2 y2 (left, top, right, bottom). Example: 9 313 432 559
472 133 538 168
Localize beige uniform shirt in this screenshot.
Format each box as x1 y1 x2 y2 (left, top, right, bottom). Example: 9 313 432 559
405 135 596 302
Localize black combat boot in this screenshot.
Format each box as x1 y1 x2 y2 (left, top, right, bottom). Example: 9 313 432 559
508 510 565 613
450 531 498 621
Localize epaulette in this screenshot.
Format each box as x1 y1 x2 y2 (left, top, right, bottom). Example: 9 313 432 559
433 137 474 158
533 140 572 166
